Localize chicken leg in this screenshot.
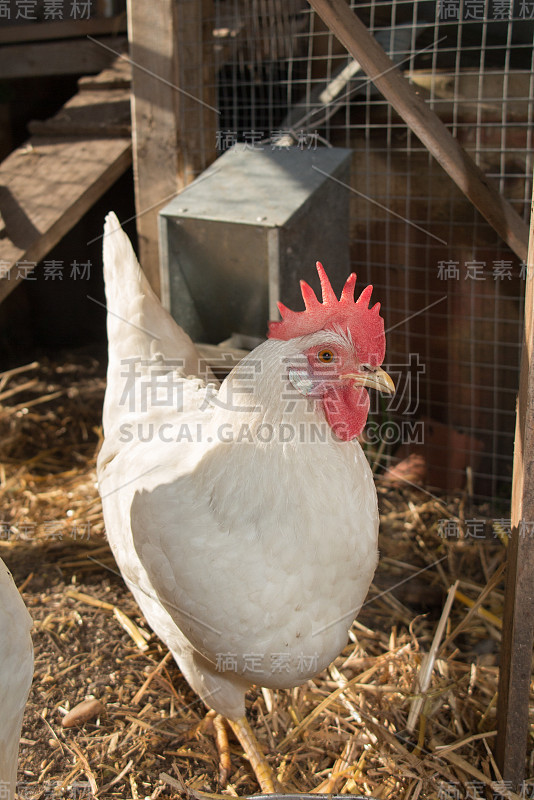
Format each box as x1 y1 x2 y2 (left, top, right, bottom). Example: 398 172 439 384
210 712 232 784
228 716 277 793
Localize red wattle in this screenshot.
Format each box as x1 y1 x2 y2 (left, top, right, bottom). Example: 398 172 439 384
322 385 370 441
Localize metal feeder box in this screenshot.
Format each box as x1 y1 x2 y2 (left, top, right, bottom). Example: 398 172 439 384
159 144 352 343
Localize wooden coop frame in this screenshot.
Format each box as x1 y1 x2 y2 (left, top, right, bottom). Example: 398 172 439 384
0 0 532 788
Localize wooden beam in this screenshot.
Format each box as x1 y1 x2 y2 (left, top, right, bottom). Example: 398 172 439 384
174 0 219 188
0 36 126 79
307 0 529 262
495 180 534 787
126 0 218 297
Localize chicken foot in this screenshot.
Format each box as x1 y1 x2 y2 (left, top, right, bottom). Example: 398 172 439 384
204 711 276 792
210 712 232 784
228 715 277 793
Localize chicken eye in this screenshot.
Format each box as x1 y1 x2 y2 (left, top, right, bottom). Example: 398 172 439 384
317 349 335 363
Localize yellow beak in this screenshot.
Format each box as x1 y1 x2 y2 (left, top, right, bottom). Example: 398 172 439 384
340 367 395 395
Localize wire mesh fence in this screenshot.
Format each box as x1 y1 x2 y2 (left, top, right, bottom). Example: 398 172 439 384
192 0 534 502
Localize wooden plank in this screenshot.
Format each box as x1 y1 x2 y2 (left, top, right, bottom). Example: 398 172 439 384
0 36 126 78
28 88 131 137
306 0 529 263
78 56 131 91
126 0 218 297
0 136 131 303
495 182 534 787
0 14 127 44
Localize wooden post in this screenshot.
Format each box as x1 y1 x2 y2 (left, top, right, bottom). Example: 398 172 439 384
495 181 534 787
306 0 529 263
127 0 217 296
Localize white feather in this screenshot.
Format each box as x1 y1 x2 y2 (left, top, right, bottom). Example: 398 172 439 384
0 559 33 798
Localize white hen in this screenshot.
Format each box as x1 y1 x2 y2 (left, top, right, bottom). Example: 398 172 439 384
97 213 393 790
0 558 33 799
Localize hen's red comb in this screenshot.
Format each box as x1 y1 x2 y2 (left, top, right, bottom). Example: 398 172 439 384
268 262 385 363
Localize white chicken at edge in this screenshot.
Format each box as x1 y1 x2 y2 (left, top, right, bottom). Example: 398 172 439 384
0 558 33 799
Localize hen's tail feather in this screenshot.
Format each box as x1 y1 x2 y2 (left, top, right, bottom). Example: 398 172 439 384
103 212 203 367
102 213 214 432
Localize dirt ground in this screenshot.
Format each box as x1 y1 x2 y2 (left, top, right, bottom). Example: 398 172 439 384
1 354 530 800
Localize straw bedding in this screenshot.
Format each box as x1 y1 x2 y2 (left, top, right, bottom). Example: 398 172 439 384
0 356 529 800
